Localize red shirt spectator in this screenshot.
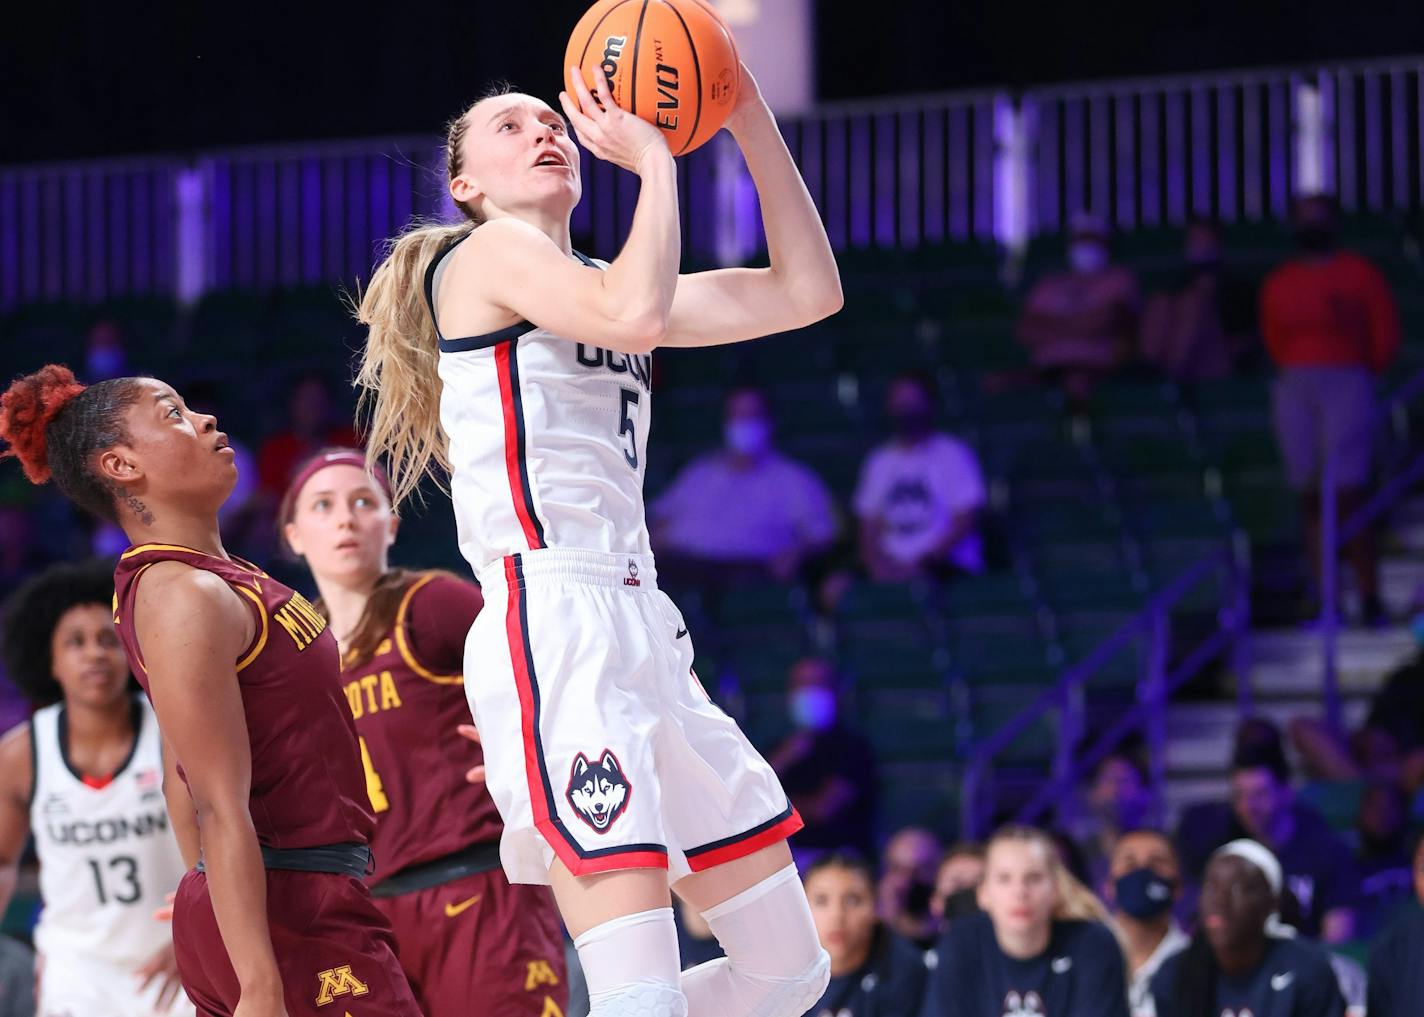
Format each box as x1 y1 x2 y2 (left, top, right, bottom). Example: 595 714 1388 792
1261 250 1400 373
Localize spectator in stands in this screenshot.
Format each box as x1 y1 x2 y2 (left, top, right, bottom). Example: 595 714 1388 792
1075 748 1156 894
651 386 838 585
766 657 879 861
1103 829 1188 1017
1261 193 1401 627
82 318 128 383
804 852 928 1017
255 372 360 500
927 825 1127 1017
931 842 986 926
1366 827 1424 1017
1176 718 1362 944
1148 841 1345 1017
1015 211 1141 405
853 374 986 583
1141 219 1257 383
673 897 724 970
1355 781 1415 936
877 827 943 949
0 504 44 590
1289 632 1424 791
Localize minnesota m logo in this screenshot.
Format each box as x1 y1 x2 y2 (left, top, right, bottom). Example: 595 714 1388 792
315 965 369 1006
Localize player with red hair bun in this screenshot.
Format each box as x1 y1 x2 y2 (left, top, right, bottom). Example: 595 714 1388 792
0 366 420 1017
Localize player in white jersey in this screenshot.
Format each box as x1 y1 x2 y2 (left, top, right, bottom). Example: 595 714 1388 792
0 561 190 1017
357 63 842 1017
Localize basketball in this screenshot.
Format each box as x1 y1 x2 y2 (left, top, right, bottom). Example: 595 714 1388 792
564 0 741 156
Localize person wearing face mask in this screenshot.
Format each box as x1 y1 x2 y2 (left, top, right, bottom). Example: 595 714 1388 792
1148 841 1344 1017
804 852 928 1017
1103 830 1188 1017
651 386 839 587
1073 750 1157 894
766 658 879 862
1015 211 1141 406
1141 220 1258 384
1260 192 1401 627
853 374 985 584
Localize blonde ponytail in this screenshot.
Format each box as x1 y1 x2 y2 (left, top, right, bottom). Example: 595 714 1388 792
353 220 475 508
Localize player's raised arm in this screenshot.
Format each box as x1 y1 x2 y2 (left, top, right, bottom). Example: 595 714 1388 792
447 69 679 355
135 563 287 1017
663 64 843 348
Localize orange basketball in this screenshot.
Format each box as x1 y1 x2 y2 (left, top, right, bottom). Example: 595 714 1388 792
564 0 740 156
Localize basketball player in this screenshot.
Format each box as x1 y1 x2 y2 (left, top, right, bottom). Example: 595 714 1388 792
0 366 421 1017
356 59 841 1017
280 447 567 1016
0 559 190 1017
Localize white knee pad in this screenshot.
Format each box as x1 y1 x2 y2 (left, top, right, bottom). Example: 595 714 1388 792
681 864 832 1017
575 907 689 1017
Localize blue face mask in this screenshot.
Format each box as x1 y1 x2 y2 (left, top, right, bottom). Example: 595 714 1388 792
789 687 837 731
1114 867 1175 920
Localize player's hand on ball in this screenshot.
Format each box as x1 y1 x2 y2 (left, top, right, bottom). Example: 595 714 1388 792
726 61 766 131
456 723 487 784
560 66 670 175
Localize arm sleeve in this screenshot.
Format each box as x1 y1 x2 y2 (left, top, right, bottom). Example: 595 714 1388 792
944 441 987 512
852 450 886 519
928 932 967 1017
400 574 484 677
648 460 699 524
1076 925 1131 1017
883 947 930 1017
1362 259 1402 373
1298 955 1348 1017
1365 931 1396 1017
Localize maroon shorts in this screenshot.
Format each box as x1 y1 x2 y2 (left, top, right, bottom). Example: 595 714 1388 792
372 868 568 1017
172 868 421 1017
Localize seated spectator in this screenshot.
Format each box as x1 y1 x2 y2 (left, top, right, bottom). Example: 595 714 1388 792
1356 781 1415 936
1074 748 1157 894
1176 719 1362 944
1366 827 1424 1017
927 825 1126 1017
1261 193 1401 627
255 372 361 500
878 827 944 949
1290 640 1424 790
651 386 838 585
1103 829 1188 1017
766 658 879 861
930 842 986 926
1149 841 1345 1017
673 896 724 970
804 852 928 1017
1141 219 1257 383
1015 211 1141 405
854 374 986 583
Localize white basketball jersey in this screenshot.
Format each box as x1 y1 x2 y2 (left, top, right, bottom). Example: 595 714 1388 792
430 241 654 573
29 696 186 968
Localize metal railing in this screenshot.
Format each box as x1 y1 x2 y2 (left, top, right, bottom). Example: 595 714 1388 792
1319 363 1424 732
3 55 1422 311
961 537 1252 838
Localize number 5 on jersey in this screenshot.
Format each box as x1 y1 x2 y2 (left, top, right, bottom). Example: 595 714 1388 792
618 388 639 470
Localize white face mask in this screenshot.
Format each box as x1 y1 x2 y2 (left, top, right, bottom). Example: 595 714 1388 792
725 418 772 457
1068 242 1109 273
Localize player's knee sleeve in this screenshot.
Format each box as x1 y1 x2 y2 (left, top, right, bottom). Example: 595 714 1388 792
681 864 832 1017
574 907 688 1017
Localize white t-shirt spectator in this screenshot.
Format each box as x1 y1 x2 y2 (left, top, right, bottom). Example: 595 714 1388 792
853 433 986 572
652 451 838 561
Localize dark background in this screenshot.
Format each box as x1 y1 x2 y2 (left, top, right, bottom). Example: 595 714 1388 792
3 0 1422 163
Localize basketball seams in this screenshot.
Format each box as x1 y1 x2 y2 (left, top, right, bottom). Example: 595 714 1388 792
629 0 650 120
656 0 703 155
575 0 639 99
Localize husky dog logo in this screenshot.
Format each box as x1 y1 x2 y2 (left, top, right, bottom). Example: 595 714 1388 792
567 749 631 833
624 560 641 587
1000 991 1044 1017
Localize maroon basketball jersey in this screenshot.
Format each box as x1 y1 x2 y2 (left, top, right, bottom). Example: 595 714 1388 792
344 572 502 882
112 544 375 851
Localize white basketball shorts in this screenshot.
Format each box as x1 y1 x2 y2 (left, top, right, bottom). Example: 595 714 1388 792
468 548 802 884
38 949 195 1017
